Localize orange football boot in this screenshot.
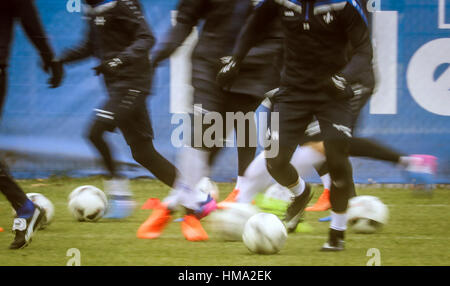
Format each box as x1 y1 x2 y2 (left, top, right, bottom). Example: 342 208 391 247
305 188 331 212
181 215 209 241
137 204 172 239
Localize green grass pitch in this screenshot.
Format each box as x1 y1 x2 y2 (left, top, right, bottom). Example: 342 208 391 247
0 177 449 266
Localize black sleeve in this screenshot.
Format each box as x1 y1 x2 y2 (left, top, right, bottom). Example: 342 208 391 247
59 23 94 64
150 0 207 65
338 2 373 83
16 0 54 65
115 0 155 64
232 0 279 62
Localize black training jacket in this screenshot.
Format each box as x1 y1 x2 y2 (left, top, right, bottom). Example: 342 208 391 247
61 0 155 91
151 0 284 96
233 0 374 100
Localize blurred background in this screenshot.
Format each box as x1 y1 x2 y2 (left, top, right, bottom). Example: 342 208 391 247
0 0 448 184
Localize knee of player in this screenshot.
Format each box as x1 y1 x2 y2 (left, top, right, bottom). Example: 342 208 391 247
324 139 350 157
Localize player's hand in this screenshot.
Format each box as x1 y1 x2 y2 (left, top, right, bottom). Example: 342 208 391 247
216 56 240 89
329 74 354 100
43 59 64 88
93 58 124 76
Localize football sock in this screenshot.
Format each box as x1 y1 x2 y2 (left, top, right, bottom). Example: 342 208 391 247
288 178 306 197
105 178 131 197
320 173 332 190
16 199 36 219
330 211 347 231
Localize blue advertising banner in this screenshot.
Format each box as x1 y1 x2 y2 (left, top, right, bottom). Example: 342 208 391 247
0 0 448 183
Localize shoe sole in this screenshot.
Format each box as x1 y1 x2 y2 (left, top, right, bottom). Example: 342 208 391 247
285 188 314 233
320 246 345 252
320 247 345 252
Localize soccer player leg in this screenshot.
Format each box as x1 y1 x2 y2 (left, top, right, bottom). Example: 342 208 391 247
348 88 405 165
265 100 313 232
0 161 45 249
89 91 136 219
223 92 262 203
119 95 178 189
1 69 45 248
161 81 222 240
87 103 118 178
0 161 28 211
317 100 355 251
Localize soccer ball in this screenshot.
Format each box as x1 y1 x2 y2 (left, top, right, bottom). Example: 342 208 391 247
243 213 287 255
12 193 55 229
208 202 260 241
27 193 55 229
68 186 108 222
195 177 219 201
347 196 389 234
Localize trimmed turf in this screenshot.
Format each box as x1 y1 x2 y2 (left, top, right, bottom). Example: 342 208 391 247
0 177 449 266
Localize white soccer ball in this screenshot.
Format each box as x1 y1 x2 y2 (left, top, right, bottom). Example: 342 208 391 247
15 193 54 230
195 177 219 201
243 213 287 255
208 202 260 241
68 186 108 222
347 196 389 234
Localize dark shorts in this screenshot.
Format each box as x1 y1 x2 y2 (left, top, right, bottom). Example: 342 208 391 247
192 78 262 114
192 56 278 99
94 87 153 146
299 89 373 144
272 87 353 149
189 77 262 148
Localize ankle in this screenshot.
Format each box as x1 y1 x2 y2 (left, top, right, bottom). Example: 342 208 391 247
16 199 35 219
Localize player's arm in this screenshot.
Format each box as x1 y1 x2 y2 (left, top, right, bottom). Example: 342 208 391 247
233 0 278 63
337 1 373 86
217 0 278 87
114 0 155 66
16 0 54 66
16 0 62 87
150 0 207 67
59 24 95 64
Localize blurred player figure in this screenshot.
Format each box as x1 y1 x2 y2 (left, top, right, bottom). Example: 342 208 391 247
136 0 282 241
59 0 178 219
220 0 437 215
0 0 63 249
298 0 437 212
217 0 375 251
